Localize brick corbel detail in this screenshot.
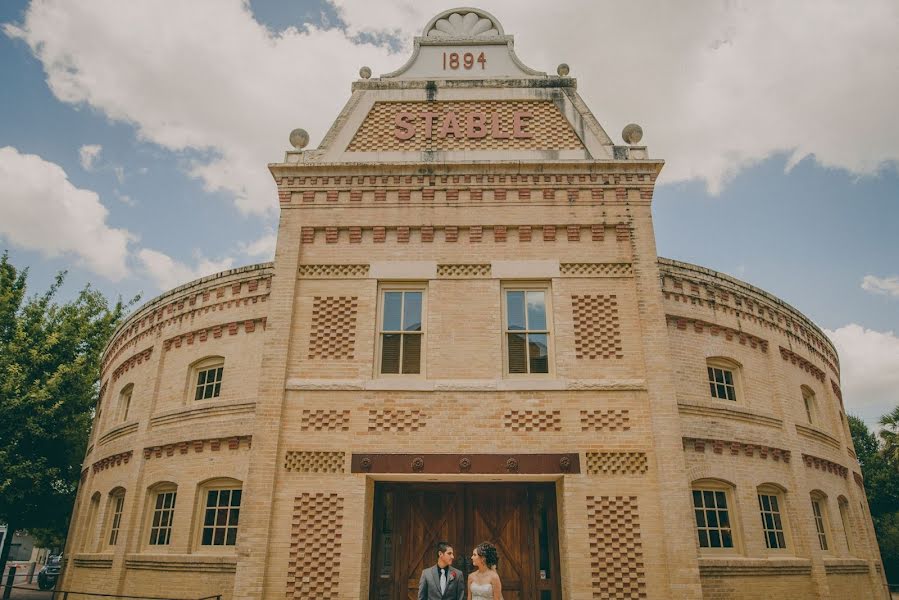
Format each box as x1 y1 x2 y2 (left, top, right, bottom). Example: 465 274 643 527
92 450 134 474
162 318 267 351
802 453 848 478
853 471 864 488
780 347 826 382
143 435 252 460
665 315 769 352
683 437 791 462
112 347 153 382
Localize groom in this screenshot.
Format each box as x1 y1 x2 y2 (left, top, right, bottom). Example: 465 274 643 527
418 541 465 600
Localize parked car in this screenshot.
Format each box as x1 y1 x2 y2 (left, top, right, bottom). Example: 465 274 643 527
37 555 61 590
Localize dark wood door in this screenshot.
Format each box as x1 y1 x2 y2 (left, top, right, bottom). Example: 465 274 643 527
369 483 561 600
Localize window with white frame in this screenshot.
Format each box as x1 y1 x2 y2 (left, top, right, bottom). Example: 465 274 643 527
691 484 735 549
378 288 424 375
148 488 177 545
107 490 126 546
193 358 224 401
802 386 817 424
504 287 550 374
758 488 788 550
811 494 829 552
707 359 738 401
118 384 133 422
201 487 242 546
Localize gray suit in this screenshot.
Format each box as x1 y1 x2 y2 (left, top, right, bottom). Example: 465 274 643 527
418 564 466 600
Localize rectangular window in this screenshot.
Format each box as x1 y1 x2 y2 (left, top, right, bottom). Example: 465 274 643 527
505 289 549 374
149 491 176 545
758 493 787 549
108 495 125 545
201 489 241 546
812 499 828 551
379 290 423 374
692 489 734 548
708 367 736 401
195 366 223 400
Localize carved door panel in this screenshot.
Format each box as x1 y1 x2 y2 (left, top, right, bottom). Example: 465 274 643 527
370 483 561 600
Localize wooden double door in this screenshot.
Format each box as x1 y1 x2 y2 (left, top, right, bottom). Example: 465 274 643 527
369 483 561 600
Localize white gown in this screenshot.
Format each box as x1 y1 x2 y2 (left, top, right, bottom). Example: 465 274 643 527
470 582 493 599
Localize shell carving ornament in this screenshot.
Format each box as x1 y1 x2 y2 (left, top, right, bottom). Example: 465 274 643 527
427 12 499 38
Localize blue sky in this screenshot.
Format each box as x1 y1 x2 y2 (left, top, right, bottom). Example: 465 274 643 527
1 0 897 426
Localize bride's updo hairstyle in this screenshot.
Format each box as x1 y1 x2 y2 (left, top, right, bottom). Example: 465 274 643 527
475 542 499 569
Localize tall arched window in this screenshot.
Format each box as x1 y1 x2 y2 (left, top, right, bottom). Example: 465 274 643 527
691 479 738 551
191 356 224 401
147 482 178 546
801 386 817 425
195 477 243 549
118 384 133 422
106 487 126 546
757 484 789 551
82 492 102 552
838 496 854 555
706 357 741 402
810 491 830 552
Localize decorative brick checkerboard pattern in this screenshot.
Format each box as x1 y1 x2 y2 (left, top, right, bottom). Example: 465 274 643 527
580 409 631 431
298 264 369 278
437 263 491 278
300 409 351 431
560 263 633 277
368 409 427 432
503 410 562 432
586 452 648 475
587 496 647 599
284 451 345 473
572 295 623 359
286 493 344 599
308 297 358 359
347 101 584 152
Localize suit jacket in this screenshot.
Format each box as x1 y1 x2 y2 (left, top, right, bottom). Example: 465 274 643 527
418 564 466 600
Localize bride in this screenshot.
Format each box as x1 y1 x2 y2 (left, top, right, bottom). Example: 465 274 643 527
468 542 503 600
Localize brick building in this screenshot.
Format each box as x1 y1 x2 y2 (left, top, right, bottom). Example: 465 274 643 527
61 8 888 599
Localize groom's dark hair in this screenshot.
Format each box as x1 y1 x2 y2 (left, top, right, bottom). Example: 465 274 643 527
436 541 452 555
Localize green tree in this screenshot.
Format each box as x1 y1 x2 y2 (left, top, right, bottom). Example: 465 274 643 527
879 405 899 465
849 413 899 585
0 253 131 580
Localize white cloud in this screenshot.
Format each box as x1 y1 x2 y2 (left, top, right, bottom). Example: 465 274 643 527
332 0 899 191
4 1 396 216
6 0 899 209
239 230 277 260
861 275 899 298
0 146 133 280
825 324 899 427
137 248 234 291
78 144 102 171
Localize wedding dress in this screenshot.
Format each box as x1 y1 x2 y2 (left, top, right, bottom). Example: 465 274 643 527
470 582 493 599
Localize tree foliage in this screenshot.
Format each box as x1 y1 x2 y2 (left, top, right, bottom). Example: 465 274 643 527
849 413 899 584
0 253 132 573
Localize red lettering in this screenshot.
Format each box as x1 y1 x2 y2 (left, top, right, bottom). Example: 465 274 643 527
512 111 534 138
491 111 511 139
438 111 463 138
466 112 488 138
394 112 416 140
420 112 439 138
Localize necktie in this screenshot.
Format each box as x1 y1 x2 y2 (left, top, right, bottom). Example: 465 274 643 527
440 568 447 594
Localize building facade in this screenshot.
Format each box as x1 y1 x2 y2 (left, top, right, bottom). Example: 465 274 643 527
61 8 889 600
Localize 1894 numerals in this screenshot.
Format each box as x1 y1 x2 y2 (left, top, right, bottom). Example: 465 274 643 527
442 52 486 70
